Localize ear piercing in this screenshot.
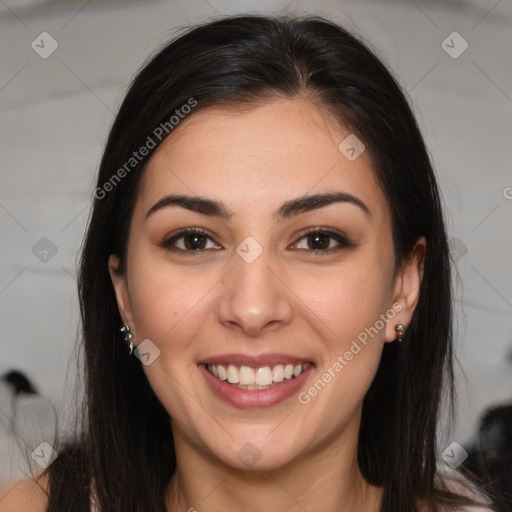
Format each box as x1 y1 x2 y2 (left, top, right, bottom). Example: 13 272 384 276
120 325 134 354
395 324 406 342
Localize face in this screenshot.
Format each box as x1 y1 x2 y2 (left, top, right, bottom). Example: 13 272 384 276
109 97 425 472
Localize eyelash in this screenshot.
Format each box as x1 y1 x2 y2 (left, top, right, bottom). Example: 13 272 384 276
161 227 354 256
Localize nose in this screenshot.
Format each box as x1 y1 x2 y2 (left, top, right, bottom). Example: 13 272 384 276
216 246 294 338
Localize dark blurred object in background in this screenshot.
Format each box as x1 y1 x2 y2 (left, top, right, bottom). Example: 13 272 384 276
0 369 39 434
465 402 512 512
1 369 38 396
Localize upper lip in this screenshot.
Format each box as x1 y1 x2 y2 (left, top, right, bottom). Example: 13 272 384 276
198 353 314 368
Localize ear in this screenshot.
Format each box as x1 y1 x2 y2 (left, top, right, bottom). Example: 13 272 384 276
384 236 426 342
108 254 135 330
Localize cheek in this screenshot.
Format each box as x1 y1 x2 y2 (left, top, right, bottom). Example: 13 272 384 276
295 269 390 424
290 254 393 403
295 258 393 346
125 247 214 351
125 260 217 415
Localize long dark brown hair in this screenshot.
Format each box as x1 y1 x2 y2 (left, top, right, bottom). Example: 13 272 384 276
37 13 495 511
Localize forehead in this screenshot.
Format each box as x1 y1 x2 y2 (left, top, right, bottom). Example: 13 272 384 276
137 97 387 221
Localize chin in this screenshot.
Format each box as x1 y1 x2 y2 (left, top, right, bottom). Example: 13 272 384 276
204 433 307 473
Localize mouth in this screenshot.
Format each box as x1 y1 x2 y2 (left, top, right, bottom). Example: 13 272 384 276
198 354 315 408
205 362 313 390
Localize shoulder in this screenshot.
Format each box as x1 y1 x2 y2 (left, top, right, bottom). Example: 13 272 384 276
0 472 49 512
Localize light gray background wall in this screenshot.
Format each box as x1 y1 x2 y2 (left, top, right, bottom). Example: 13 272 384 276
1 0 511 485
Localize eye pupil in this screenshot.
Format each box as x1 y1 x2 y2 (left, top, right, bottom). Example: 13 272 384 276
184 234 206 250
308 234 329 250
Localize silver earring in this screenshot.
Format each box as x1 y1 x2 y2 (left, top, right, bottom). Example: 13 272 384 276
120 325 134 354
395 324 406 342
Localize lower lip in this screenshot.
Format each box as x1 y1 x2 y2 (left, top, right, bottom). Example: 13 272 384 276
199 364 314 408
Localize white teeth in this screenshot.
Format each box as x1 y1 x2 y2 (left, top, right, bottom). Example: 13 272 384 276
207 362 310 388
227 364 239 384
239 366 255 385
284 364 294 379
272 364 284 383
217 365 227 381
255 366 273 386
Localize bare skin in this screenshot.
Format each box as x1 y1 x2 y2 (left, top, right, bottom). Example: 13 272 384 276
108 96 426 512
0 474 49 512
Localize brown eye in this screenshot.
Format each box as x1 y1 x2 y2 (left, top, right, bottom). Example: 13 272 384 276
305 232 331 250
293 228 354 253
162 228 221 253
182 233 207 250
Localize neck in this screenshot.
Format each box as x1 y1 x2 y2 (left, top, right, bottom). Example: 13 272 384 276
165 424 383 512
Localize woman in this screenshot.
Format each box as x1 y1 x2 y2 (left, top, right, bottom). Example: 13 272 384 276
0 13 497 512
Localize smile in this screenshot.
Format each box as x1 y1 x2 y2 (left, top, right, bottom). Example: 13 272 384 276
206 363 312 390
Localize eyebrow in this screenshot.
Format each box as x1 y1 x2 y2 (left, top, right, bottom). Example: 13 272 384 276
145 191 371 222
